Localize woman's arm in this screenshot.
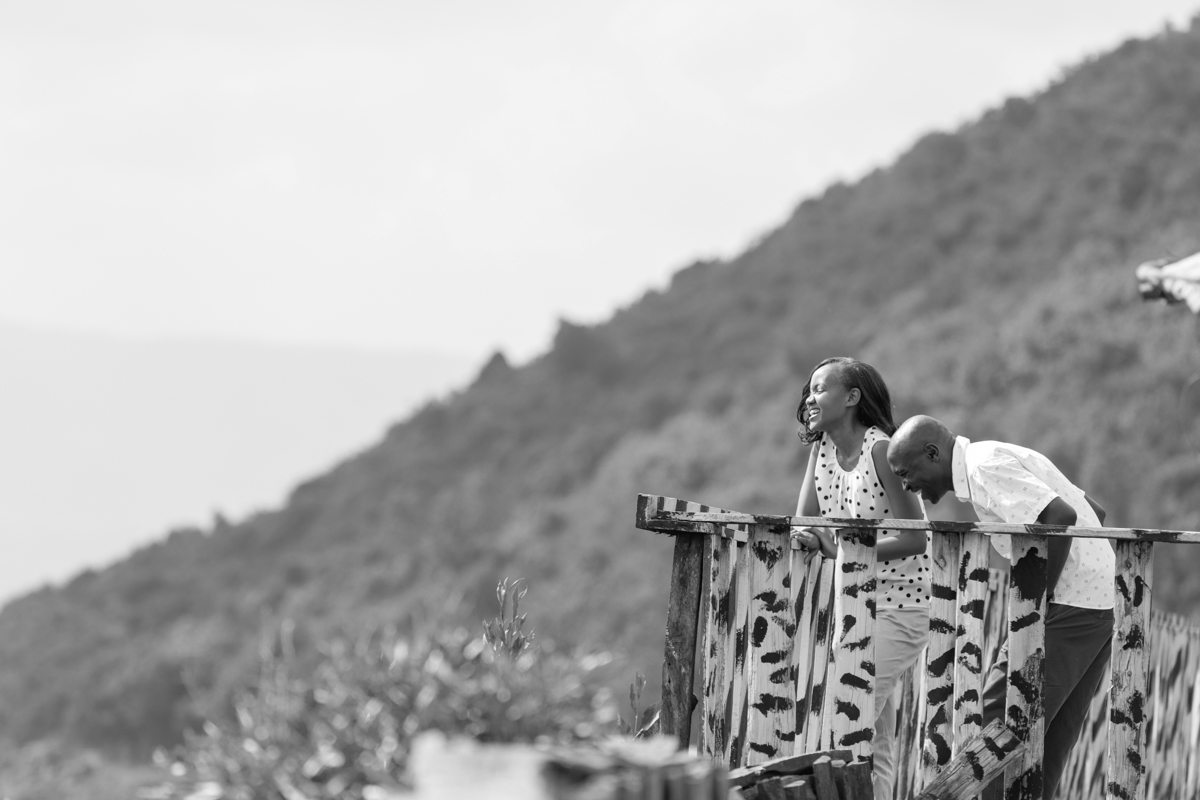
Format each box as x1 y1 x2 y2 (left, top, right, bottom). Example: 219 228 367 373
795 442 821 518
793 443 836 558
871 440 927 560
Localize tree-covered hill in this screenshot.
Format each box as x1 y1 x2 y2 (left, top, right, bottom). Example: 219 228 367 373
4 19 1200 761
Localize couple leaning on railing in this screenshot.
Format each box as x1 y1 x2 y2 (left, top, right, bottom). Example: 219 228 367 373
771 356 1114 800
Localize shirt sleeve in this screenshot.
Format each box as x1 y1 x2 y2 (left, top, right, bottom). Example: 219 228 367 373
970 455 1059 524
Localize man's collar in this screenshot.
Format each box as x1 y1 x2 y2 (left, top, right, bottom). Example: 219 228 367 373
952 435 972 503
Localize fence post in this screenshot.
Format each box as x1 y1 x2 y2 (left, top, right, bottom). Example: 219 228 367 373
1106 540 1154 800
743 523 796 765
1003 535 1049 800
662 530 706 747
922 531 960 788
826 527 878 765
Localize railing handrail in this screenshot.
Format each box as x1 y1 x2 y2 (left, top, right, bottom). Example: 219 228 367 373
636 496 1200 544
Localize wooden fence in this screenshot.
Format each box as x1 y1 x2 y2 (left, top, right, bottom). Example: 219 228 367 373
635 493 1200 800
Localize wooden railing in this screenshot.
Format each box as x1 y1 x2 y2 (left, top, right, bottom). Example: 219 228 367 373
635 493 1200 800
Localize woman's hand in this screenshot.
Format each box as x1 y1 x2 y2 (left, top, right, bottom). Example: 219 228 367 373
791 526 838 563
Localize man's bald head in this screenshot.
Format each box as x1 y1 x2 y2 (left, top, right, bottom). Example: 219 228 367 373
886 415 957 504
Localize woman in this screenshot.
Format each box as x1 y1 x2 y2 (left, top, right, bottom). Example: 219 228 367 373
792 357 929 800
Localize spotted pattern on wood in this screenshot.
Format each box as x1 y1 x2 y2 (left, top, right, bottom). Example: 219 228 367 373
953 532 991 748
1003 535 1047 800
827 527 878 764
728 539 753 766
922 532 960 787
1106 540 1154 800
744 524 797 765
790 552 829 743
699 532 738 759
802 557 838 756
915 718 1025 800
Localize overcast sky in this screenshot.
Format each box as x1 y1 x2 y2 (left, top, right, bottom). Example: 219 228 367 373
2 2 1199 601
4 1 1198 365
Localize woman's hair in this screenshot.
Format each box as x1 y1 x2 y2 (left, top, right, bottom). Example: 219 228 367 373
795 356 897 445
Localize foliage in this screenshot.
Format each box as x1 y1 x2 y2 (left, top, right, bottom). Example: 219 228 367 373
483 577 534 657
158 582 621 799
615 671 659 739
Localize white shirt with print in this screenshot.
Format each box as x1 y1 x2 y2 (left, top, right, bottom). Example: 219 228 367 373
951 436 1114 609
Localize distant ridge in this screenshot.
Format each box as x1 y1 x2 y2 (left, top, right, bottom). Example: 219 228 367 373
2 19 1200 760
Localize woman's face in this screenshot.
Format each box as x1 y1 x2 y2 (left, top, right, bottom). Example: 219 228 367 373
803 364 857 434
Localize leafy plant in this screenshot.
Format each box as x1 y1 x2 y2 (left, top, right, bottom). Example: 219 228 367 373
156 581 626 799
483 577 534 657
616 671 659 739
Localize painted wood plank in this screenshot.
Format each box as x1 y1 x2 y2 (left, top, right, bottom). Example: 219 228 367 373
635 497 1200 544
953 531 992 750
803 559 838 755
893 663 923 800
790 555 826 742
827 527 879 764
727 749 854 787
1002 535 1048 800
729 540 754 766
743 523 798 765
699 532 738 758
1106 540 1154 800
921 531 960 788
914 718 1025 800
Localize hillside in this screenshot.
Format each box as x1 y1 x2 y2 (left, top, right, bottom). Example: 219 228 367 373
4 20 1200 763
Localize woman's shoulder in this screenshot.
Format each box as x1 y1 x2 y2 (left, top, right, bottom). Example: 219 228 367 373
864 426 891 447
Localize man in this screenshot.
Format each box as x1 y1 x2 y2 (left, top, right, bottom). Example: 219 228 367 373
886 415 1113 800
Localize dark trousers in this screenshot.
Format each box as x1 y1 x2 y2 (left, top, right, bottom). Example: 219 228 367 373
982 603 1113 800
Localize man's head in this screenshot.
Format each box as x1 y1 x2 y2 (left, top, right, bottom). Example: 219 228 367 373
886 415 957 504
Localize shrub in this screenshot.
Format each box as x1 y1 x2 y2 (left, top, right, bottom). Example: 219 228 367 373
161 580 626 799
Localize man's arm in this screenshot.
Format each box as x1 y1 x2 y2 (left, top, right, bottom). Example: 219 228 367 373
1037 496 1077 600
1085 494 1107 524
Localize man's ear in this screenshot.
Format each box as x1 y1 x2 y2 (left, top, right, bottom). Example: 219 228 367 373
924 442 940 462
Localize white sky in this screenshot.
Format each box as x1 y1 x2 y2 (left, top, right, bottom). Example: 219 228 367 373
1 2 1198 601
3 1 1198 364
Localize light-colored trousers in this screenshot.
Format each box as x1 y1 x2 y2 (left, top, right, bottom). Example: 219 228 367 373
872 606 929 800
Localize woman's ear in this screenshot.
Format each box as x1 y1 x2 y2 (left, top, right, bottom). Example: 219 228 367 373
845 387 861 407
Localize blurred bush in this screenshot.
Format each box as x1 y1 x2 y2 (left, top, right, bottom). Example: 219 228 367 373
161 580 624 800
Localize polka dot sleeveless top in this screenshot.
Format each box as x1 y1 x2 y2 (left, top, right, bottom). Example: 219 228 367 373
812 426 930 610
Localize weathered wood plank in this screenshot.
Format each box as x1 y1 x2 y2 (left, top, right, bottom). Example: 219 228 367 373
727 749 854 787
699 532 737 758
661 503 706 747
790 555 825 742
1106 540 1154 800
893 663 922 800
744 524 798 765
803 559 837 755
953 531 991 749
729 540 754 766
914 719 1025 800
827 527 878 764
1003 535 1048 800
838 761 875 799
636 496 1200 544
809 757 838 799
922 531 960 788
